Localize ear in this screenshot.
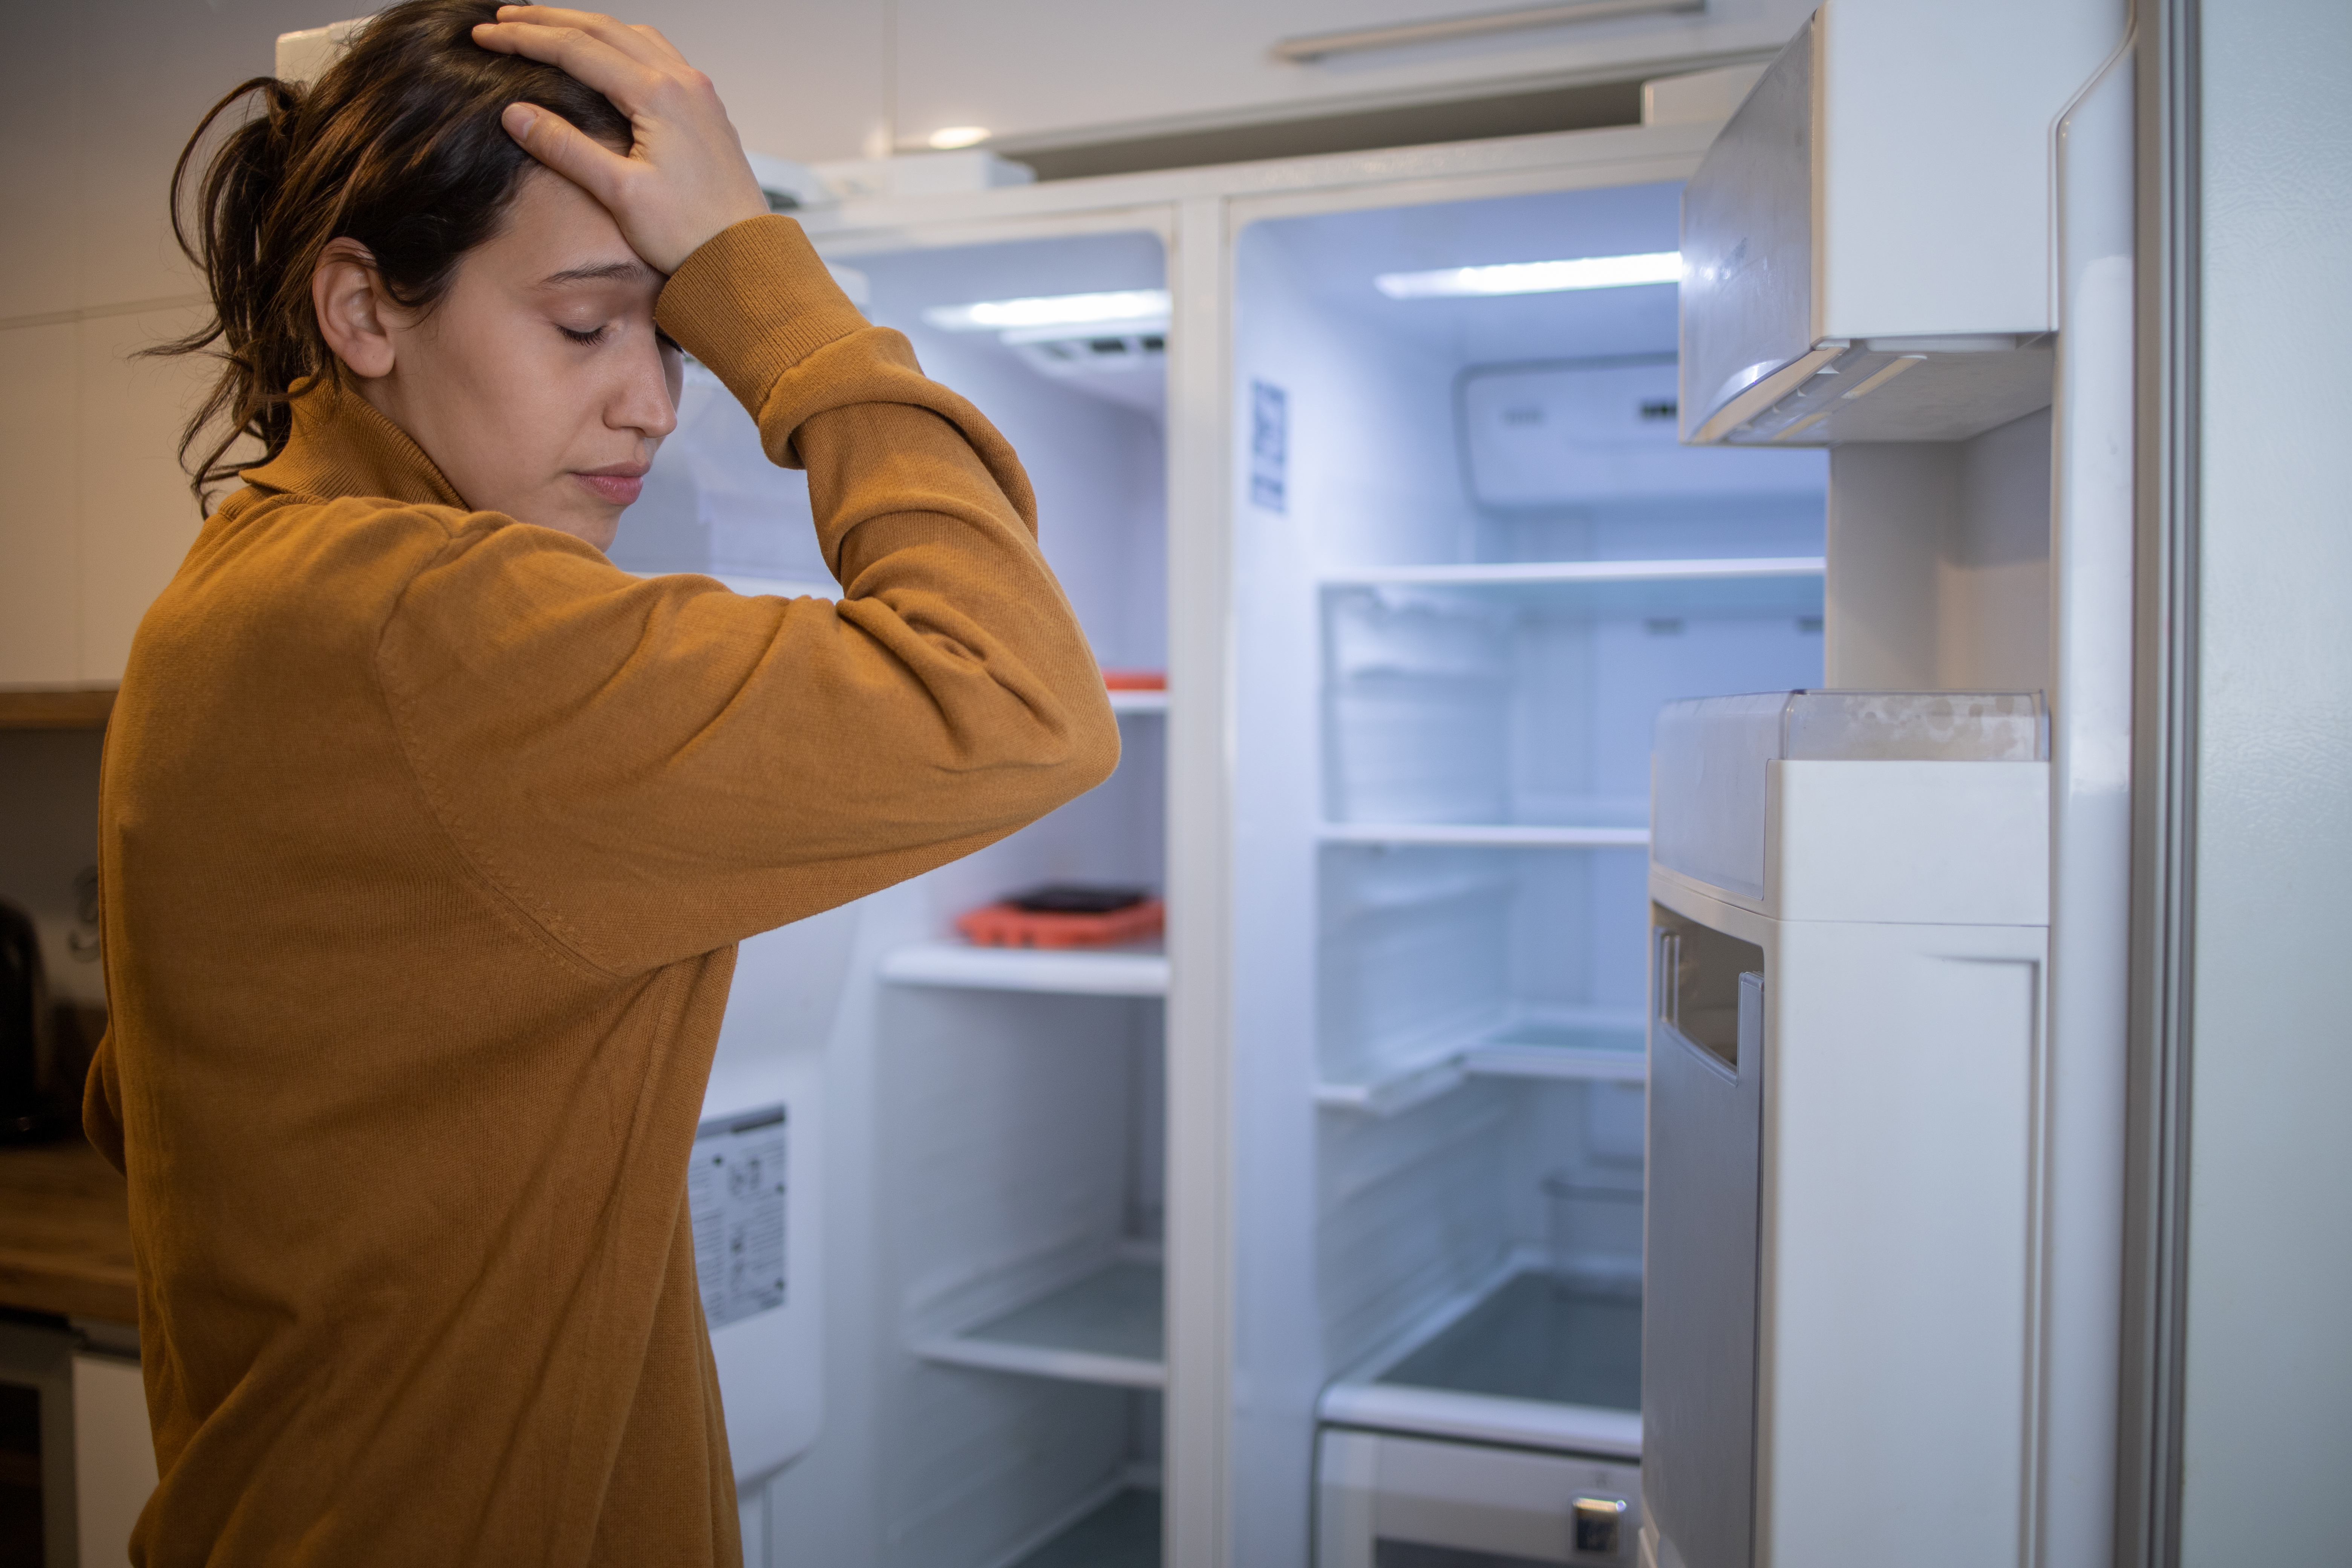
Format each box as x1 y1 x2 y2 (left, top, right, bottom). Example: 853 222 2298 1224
312 238 400 380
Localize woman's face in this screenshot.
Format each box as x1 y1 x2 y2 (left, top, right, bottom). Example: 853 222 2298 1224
320 167 682 550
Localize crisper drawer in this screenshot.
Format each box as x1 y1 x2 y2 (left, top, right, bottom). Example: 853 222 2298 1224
1318 1428 1642 1568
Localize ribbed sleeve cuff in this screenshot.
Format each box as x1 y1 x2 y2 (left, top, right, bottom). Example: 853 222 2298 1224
655 215 871 418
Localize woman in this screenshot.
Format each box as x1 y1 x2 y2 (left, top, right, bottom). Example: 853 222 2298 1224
87 4 1118 1562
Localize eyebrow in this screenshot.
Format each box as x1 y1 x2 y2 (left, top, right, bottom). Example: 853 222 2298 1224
536 260 655 288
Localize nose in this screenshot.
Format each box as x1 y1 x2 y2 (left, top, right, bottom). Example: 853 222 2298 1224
611 332 679 443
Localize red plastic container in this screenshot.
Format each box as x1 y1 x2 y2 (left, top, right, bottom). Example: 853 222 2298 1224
955 891 1166 949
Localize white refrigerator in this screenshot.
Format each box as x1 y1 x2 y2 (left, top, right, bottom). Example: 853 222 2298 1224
615 1 2137 1559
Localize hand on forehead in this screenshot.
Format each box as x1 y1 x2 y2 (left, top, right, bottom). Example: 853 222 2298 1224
470 5 769 276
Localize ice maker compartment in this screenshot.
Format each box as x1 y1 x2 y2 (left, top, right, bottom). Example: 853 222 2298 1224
1652 689 2047 898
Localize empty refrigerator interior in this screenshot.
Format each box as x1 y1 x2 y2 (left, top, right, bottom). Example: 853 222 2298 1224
625 226 1172 1568
859 231 1171 1568
1228 180 1826 1562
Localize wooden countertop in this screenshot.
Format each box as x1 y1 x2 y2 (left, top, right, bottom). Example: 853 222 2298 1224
0 1136 137 1323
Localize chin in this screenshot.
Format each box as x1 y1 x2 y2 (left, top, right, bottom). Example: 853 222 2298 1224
538 507 622 553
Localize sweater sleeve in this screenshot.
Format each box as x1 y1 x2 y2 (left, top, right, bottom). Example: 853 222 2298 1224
374 216 1120 977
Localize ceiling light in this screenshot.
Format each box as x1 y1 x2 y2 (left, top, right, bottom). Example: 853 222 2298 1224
926 126 991 150
1374 251 1683 299
923 289 1172 333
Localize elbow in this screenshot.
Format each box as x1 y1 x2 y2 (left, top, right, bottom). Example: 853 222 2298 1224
1017 685 1119 821
1060 689 1122 802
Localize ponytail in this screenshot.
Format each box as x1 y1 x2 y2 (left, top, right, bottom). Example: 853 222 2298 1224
149 76 314 508
144 0 634 511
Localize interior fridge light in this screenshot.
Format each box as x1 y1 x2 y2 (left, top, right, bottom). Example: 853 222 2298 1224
922 290 1172 332
926 126 991 149
1374 252 1682 299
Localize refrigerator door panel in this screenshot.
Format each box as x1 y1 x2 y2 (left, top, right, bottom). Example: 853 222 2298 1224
1643 952 1763 1568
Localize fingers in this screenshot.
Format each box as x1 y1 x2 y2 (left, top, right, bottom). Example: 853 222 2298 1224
499 101 634 207
486 6 669 68
471 12 665 110
627 23 690 68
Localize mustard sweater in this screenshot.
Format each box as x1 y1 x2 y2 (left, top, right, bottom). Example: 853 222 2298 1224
82 215 1119 1566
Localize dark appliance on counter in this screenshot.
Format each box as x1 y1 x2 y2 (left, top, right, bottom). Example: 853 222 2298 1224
1 899 62 1144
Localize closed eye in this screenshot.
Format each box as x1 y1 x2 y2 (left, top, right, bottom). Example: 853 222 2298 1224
559 323 612 346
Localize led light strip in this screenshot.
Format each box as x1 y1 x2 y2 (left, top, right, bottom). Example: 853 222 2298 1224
922 290 1171 333
1375 252 1681 299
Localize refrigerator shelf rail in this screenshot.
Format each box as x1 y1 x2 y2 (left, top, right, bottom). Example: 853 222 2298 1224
913 1256 1165 1390
1106 689 1168 717
878 941 1170 997
1318 824 1650 849
1318 557 1824 619
1315 1012 1648 1115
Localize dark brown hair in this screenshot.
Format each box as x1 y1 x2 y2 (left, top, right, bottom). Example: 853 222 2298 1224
151 0 631 506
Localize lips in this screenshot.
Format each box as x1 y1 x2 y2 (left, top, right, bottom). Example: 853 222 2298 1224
574 465 649 506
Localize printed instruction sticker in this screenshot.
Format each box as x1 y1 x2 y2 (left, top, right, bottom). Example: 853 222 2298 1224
689 1105 787 1329
1250 380 1288 513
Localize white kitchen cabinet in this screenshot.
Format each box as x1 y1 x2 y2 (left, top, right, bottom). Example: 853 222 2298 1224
0 0 318 691
0 323 83 688
0 306 214 691
891 0 1814 156
72 306 214 686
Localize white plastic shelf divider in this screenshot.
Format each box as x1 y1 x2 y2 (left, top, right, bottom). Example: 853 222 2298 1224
1107 689 1169 716
913 1257 1165 1390
1318 555 1826 617
1461 1040 1647 1084
1316 1013 1648 1113
879 942 1169 997
1318 823 1650 849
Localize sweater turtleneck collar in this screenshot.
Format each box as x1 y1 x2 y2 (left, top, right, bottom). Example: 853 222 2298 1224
237 376 468 512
